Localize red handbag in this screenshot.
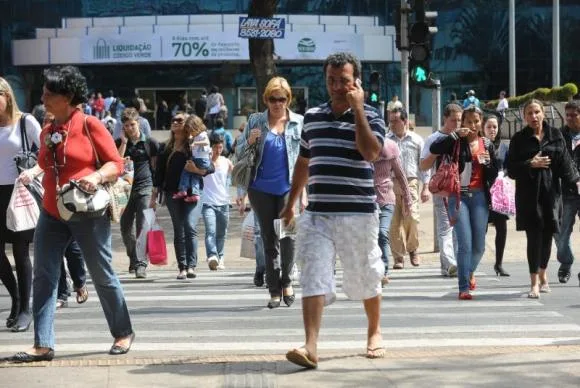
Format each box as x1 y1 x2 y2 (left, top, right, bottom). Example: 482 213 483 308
147 229 168 266
428 138 461 225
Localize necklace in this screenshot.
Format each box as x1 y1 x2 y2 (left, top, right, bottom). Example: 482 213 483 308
45 116 73 190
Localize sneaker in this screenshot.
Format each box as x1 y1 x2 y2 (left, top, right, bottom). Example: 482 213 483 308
172 191 187 199
217 259 225 270
447 265 458 278
208 256 219 271
176 270 187 280
393 258 404 270
186 268 197 278
128 267 136 274
135 267 147 279
381 275 390 287
56 299 68 310
409 251 420 267
184 195 200 203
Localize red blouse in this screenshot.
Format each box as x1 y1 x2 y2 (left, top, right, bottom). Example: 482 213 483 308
38 109 123 219
468 138 485 190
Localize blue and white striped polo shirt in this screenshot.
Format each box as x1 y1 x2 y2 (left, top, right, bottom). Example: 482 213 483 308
300 102 386 214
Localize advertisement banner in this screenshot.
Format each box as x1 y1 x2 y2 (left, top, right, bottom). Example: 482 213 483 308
81 34 161 63
238 17 286 39
275 33 364 61
78 32 368 64
164 33 249 61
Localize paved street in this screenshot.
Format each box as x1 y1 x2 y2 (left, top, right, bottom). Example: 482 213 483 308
1 129 580 387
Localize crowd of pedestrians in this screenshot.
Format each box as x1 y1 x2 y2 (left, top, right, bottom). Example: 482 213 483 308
0 53 580 370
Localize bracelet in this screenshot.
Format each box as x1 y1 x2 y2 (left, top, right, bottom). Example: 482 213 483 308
95 170 105 184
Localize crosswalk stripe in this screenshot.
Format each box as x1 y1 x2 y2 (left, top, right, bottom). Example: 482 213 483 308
0 267 574 358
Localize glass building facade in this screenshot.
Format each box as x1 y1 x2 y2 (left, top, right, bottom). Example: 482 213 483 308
2 0 579 125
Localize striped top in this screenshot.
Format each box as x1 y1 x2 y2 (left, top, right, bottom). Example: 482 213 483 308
300 102 386 214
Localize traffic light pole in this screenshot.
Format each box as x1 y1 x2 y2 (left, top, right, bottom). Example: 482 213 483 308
430 78 441 252
400 0 410 111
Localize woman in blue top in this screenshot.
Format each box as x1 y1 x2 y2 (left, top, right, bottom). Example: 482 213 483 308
236 77 305 309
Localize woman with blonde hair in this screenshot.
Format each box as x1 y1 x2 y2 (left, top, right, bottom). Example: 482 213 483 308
153 113 213 279
236 77 305 308
0 77 42 332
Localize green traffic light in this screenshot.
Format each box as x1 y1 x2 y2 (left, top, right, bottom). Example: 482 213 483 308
413 66 427 82
371 92 378 103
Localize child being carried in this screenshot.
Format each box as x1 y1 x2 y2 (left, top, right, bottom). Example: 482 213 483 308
173 116 211 202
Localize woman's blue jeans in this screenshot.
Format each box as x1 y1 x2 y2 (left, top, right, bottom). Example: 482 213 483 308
33 211 133 350
202 204 229 260
448 191 489 292
165 193 203 270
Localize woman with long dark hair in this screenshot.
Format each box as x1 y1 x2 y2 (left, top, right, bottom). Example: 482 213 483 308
507 99 580 298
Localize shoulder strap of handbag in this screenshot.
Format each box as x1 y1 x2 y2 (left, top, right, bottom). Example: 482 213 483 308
82 115 103 169
19 113 30 153
443 138 461 226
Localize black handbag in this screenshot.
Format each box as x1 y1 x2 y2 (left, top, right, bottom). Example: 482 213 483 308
13 114 38 173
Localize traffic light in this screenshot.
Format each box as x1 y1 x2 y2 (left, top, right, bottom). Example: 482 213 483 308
408 0 438 85
368 71 381 107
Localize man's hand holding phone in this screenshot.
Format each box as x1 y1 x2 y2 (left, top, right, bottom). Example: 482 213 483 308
346 78 365 110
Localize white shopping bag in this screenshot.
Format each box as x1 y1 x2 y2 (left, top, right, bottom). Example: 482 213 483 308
240 210 255 259
136 208 156 261
6 179 39 232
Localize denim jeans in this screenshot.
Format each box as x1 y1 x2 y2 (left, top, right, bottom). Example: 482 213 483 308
33 211 132 349
448 191 489 292
120 188 152 269
57 240 86 301
433 195 458 272
555 195 580 271
378 204 394 274
165 192 203 270
202 204 229 260
178 158 211 196
254 211 266 272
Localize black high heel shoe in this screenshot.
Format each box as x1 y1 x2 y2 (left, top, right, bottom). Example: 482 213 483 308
267 297 281 309
6 301 20 329
494 264 510 277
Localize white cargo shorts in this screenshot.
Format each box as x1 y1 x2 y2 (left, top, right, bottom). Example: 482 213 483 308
295 211 384 306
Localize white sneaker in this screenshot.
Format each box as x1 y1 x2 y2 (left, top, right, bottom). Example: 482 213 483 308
447 265 458 277
217 259 225 270
207 256 218 271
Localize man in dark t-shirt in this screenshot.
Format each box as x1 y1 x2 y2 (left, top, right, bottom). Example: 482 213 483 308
115 108 160 278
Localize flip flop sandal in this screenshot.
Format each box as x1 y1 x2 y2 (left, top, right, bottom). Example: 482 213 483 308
285 348 318 369
366 347 386 359
75 285 89 304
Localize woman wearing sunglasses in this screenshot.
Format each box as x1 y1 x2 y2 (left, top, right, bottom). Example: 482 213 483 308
235 77 306 309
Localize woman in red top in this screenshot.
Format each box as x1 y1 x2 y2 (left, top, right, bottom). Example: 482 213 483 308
6 66 134 363
430 106 499 300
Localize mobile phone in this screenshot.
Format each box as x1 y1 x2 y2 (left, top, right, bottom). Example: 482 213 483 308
355 78 362 87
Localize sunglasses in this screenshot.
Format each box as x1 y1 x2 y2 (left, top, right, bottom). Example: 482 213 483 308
268 96 287 104
464 104 482 114
172 117 185 124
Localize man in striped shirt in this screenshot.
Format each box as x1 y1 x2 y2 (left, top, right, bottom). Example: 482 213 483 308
280 52 386 369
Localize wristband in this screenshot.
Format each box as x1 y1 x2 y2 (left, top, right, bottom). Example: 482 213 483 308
95 170 105 184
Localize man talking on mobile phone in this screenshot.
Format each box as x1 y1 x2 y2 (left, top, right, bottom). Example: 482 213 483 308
280 52 387 369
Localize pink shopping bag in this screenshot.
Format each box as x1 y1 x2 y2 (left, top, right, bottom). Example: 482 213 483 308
147 229 168 266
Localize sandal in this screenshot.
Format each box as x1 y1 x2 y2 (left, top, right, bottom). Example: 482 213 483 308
75 285 89 304
56 299 68 310
540 283 551 293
